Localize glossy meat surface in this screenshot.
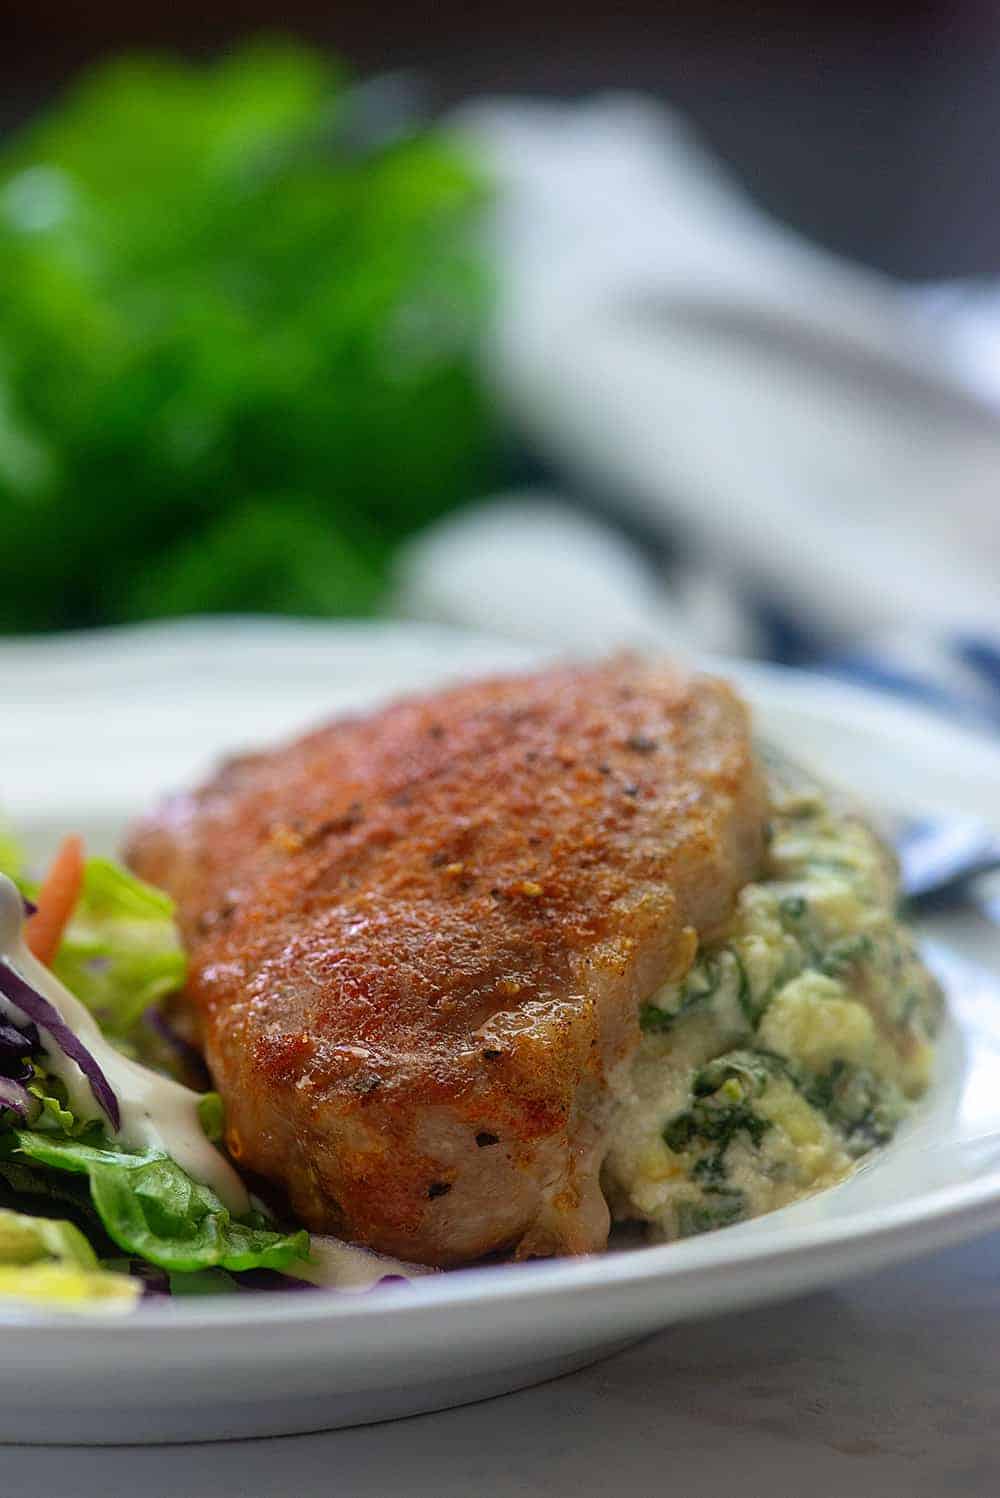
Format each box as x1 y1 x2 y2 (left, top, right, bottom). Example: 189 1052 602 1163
126 657 767 1264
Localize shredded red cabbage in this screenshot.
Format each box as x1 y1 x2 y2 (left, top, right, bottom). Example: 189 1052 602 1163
131 1262 171 1299
0 1075 33 1118
0 1018 38 1085
0 1019 37 1058
232 1268 322 1293
21 895 37 919
0 959 120 1129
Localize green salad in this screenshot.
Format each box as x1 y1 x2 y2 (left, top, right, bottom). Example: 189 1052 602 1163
0 831 309 1312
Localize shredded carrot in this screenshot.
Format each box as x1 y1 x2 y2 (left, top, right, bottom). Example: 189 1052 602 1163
25 835 85 967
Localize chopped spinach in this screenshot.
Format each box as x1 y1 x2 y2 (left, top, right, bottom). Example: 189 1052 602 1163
693 1049 790 1099
782 797 824 821
898 990 923 1030
676 1193 746 1237
638 1005 676 1035
662 1112 696 1152
640 947 758 1036
819 934 875 977
803 1060 900 1155
663 1099 770 1170
803 1059 847 1115
663 1045 779 1214
731 949 756 1026
796 857 859 877
640 951 727 1034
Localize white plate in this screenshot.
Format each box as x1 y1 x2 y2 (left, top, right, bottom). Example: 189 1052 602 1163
3 619 1000 1445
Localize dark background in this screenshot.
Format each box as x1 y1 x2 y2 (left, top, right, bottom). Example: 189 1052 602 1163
5 1 1000 279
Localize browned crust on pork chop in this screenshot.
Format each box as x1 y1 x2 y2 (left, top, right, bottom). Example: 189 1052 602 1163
126 656 767 1264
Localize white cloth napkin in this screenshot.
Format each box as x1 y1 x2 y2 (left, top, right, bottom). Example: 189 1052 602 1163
396 95 1000 675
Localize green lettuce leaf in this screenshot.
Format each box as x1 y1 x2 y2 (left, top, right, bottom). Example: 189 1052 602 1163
0 822 37 906
0 830 185 1039
0 1157 99 1224
0 1262 139 1311
0 1204 139 1311
53 857 186 1037
168 1267 240 1296
0 825 25 885
197 1091 225 1144
4 1130 308 1273
0 1203 97 1266
26 1072 77 1135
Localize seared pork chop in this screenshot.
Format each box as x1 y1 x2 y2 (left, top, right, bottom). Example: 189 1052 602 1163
126 658 767 1265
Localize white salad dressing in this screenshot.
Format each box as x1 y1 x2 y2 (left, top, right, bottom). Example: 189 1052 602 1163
0 875 248 1214
292 1235 434 1292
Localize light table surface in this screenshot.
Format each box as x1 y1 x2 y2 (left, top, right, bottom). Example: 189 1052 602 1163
7 1231 999 1498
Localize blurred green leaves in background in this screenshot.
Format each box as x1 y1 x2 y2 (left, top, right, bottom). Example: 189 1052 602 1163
0 40 493 632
